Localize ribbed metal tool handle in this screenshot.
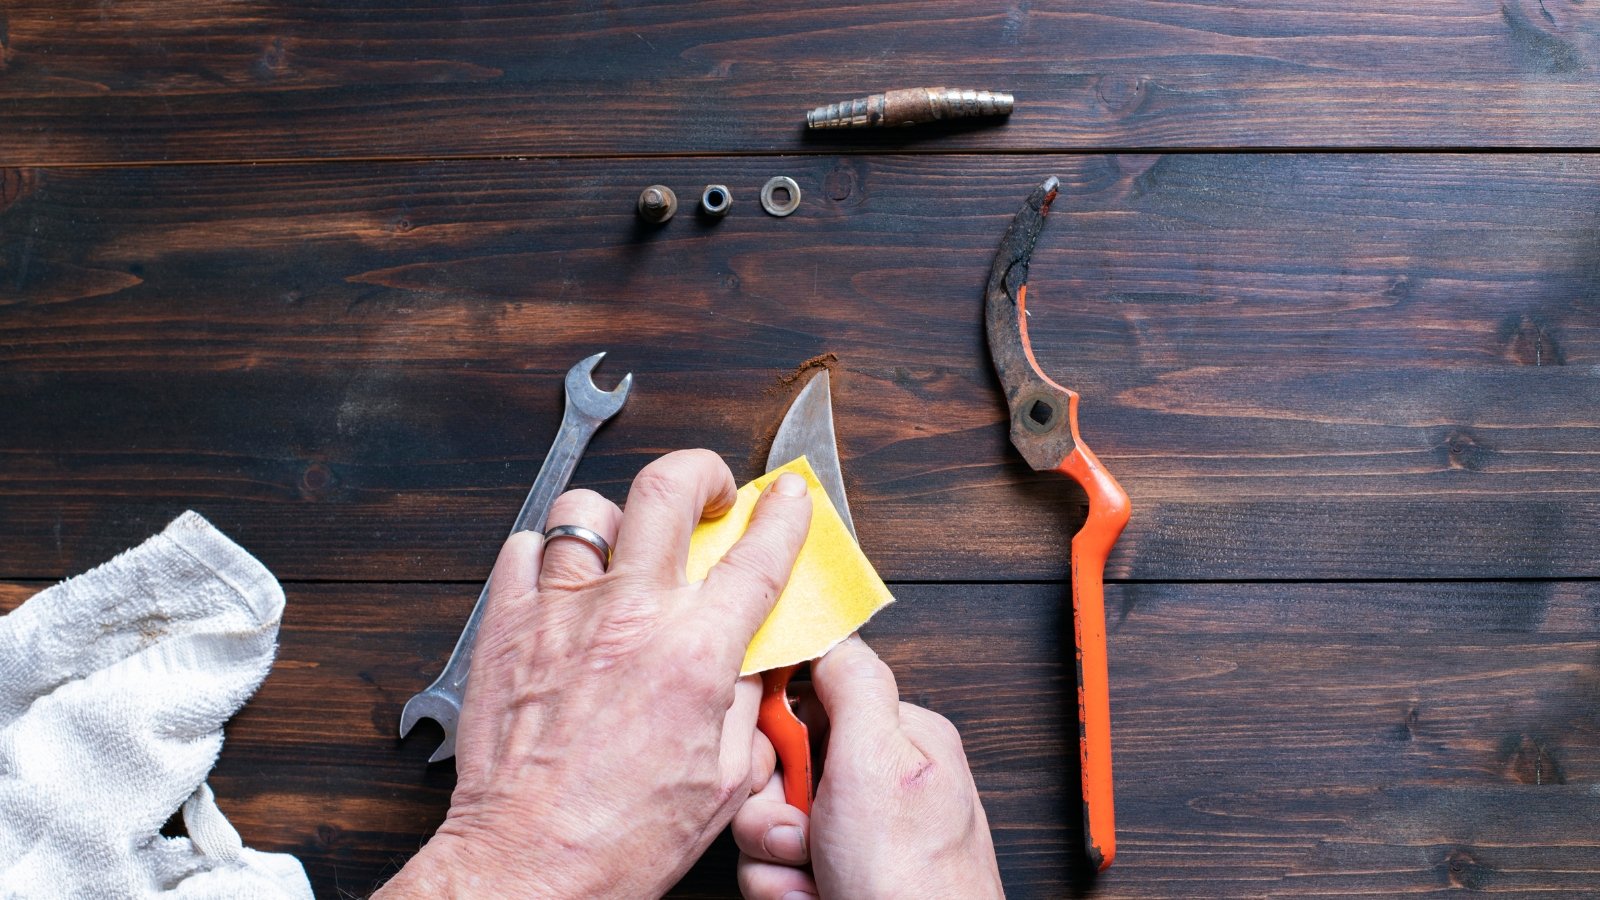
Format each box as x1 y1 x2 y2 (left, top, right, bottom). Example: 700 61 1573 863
806 87 1014 129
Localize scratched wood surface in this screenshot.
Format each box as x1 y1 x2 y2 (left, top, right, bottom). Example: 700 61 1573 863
5 0 1600 897
3 0 1600 164
5 578 1598 897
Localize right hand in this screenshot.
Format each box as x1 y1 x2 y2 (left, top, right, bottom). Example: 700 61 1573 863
732 635 1004 899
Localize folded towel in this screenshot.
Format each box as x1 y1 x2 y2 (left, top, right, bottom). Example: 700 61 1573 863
0 511 312 899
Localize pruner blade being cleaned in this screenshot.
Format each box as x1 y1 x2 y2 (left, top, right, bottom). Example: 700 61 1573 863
985 176 1131 872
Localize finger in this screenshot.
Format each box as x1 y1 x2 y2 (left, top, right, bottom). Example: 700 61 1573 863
737 855 817 900
720 675 771 793
750 723 777 793
611 449 737 580
731 769 811 865
483 529 545 624
537 489 623 590
811 634 910 753
698 473 812 653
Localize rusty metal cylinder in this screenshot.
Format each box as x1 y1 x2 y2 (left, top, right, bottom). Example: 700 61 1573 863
805 87 1013 129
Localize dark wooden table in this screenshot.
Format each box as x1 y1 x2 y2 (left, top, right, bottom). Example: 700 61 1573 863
4 2 1599 897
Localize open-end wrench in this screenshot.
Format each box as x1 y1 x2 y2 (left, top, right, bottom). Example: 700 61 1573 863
399 352 632 763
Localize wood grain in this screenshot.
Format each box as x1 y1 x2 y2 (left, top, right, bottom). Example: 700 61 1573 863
3 154 1597 582
2 1 1599 164
8 578 1596 898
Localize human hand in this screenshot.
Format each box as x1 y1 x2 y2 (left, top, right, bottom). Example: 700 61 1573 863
377 449 813 899
733 635 1004 899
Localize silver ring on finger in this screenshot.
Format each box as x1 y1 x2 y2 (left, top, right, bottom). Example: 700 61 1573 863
542 524 612 567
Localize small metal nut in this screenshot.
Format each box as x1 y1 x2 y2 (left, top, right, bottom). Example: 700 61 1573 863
637 185 677 224
700 185 731 218
760 177 801 217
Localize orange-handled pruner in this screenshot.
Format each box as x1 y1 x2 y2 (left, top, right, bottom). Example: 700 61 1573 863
756 370 854 817
986 176 1131 871
759 663 812 815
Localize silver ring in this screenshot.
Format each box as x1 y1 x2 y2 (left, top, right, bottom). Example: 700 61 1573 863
542 524 612 565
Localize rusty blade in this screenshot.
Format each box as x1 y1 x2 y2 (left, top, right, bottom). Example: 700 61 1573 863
984 175 1079 473
766 369 856 541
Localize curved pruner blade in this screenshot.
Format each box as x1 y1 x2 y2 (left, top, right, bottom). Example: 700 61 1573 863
984 175 1079 472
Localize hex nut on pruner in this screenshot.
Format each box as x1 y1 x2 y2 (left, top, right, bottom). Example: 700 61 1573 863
760 177 801 217
637 185 677 224
700 185 731 218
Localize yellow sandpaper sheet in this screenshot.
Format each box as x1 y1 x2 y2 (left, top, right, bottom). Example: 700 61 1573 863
686 456 895 676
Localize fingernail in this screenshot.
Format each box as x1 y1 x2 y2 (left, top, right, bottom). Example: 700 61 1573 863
765 825 807 863
781 892 817 900
772 473 807 498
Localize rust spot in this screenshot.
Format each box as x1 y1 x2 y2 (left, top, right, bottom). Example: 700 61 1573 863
749 354 842 476
767 352 839 395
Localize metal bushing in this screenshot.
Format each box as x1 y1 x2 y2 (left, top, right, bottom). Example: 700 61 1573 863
637 185 677 224
760 177 801 217
700 185 731 218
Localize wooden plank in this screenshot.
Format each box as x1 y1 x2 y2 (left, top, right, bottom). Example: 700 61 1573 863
8 579 1596 897
3 154 1597 581
2 1 1599 163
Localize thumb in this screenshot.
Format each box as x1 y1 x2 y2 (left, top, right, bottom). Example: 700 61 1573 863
811 634 909 754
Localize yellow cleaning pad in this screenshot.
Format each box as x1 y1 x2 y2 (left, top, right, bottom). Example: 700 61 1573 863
686 456 895 676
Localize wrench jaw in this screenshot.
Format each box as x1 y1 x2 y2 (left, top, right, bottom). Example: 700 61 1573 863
398 689 462 763
567 352 633 422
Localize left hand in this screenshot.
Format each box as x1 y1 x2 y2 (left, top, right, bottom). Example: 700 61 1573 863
377 449 813 898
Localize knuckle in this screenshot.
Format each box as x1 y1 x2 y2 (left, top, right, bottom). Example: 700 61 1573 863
547 488 611 522
627 465 683 506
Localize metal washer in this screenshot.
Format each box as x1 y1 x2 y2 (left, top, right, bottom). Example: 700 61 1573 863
760 176 802 217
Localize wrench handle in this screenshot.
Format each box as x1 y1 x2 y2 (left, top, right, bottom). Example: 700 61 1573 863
758 664 812 815
1057 434 1130 873
438 404 600 694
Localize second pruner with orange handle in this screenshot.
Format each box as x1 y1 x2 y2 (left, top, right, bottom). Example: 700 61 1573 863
986 176 1132 872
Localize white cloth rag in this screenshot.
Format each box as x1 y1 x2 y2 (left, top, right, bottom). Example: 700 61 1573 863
0 511 312 899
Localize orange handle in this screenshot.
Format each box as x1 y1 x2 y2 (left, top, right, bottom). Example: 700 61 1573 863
1057 436 1130 872
757 664 812 815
